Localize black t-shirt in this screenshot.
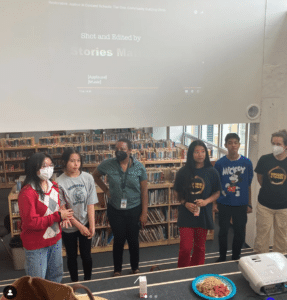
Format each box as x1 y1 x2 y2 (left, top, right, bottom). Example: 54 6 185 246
255 153 287 209
173 166 221 229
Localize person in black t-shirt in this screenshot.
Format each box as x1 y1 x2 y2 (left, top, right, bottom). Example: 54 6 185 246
254 130 287 254
173 140 221 267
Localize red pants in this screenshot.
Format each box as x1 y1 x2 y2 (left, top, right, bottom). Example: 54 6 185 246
178 227 208 268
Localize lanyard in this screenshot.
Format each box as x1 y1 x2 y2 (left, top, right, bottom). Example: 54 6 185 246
117 158 131 193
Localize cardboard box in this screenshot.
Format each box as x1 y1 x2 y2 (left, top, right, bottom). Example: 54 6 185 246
11 247 25 270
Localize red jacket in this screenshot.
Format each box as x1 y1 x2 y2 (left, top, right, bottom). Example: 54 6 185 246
18 181 62 250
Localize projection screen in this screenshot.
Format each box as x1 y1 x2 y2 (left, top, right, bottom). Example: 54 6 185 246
0 0 265 132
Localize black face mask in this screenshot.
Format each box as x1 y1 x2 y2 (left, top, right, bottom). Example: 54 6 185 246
115 150 128 162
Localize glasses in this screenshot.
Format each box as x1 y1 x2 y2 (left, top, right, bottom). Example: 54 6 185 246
41 164 54 169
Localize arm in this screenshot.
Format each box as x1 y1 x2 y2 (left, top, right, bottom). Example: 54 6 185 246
213 201 219 213
93 168 109 206
246 161 254 214
174 190 198 213
60 208 90 235
257 173 263 186
87 204 95 239
174 190 183 205
247 186 252 214
212 163 221 213
140 179 148 226
194 190 221 207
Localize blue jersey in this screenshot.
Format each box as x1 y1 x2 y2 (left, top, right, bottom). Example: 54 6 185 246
214 155 253 206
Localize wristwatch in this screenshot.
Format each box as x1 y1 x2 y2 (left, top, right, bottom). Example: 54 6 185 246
58 211 62 220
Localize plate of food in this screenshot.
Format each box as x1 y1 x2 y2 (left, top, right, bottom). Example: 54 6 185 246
192 274 236 299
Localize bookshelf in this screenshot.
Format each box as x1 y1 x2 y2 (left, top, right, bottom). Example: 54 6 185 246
8 190 21 238
4 132 216 255
0 137 36 188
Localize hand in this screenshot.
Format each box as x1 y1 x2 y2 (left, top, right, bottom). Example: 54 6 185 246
60 204 67 210
185 202 197 213
88 227 95 239
59 209 74 220
194 199 208 207
140 212 148 227
247 206 253 214
213 203 219 213
61 219 73 228
79 225 91 237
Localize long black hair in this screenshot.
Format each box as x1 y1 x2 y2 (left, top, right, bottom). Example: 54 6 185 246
177 140 212 200
23 152 54 200
61 148 83 172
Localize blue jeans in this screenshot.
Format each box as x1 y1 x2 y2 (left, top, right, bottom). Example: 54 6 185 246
24 239 63 283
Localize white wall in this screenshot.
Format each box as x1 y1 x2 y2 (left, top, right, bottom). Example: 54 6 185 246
245 0 287 248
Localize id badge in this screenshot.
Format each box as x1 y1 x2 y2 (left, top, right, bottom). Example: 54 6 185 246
120 199 127 209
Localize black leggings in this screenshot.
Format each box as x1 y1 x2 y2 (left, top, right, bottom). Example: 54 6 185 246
62 224 92 282
107 204 141 273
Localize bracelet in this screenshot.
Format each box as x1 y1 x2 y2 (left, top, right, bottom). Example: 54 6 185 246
248 204 252 209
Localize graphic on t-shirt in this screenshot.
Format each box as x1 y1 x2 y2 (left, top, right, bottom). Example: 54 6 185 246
225 171 242 197
73 187 85 205
222 166 246 197
268 166 287 185
190 176 205 195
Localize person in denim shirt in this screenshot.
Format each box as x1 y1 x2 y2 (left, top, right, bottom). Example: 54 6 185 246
93 138 148 277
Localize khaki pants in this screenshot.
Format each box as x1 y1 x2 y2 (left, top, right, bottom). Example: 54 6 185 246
254 202 287 254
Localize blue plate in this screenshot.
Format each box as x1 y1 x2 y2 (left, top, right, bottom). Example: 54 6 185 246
192 274 236 300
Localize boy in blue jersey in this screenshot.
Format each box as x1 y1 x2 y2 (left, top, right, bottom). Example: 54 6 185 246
214 133 253 261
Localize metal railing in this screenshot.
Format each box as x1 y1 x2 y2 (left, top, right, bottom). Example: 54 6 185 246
182 132 228 159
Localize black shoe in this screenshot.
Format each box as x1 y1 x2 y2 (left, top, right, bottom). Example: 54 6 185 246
216 257 226 262
130 269 140 274
232 256 240 261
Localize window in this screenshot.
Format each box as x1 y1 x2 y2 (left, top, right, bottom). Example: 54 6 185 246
182 123 249 159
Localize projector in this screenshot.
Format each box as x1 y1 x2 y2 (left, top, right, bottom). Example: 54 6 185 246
238 252 287 296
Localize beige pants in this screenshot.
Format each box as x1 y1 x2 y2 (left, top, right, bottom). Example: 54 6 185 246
254 202 287 254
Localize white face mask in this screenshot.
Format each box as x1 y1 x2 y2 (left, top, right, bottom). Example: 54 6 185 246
272 145 285 157
38 167 54 181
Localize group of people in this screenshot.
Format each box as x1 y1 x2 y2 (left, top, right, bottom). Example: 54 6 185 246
174 129 287 268
17 130 287 282
18 148 98 283
18 138 147 282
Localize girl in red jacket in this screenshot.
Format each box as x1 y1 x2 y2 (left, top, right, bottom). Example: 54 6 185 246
18 152 73 283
